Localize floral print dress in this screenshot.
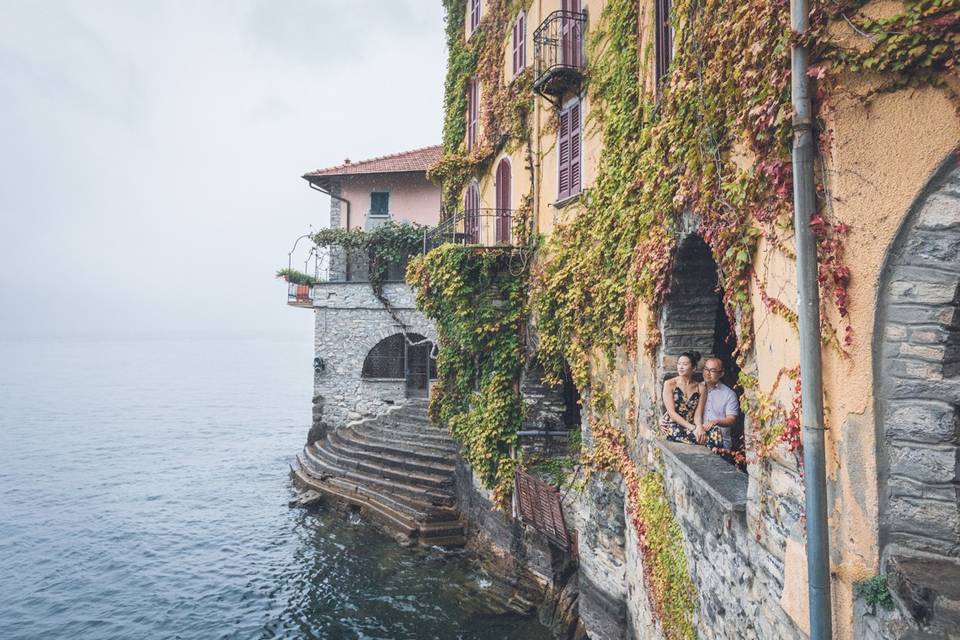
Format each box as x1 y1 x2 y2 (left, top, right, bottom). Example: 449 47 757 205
665 385 723 450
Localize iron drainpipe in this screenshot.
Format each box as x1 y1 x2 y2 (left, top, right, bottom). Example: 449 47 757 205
790 0 833 637
308 181 352 231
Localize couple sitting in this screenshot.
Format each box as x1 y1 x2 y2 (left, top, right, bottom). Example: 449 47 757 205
661 351 739 453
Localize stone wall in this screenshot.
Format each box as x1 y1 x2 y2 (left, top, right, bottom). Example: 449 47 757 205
873 158 960 638
311 282 436 434
453 459 586 639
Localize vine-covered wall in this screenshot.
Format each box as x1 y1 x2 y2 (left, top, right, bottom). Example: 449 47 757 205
426 0 960 638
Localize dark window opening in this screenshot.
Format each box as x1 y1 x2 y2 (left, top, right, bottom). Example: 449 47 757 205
362 334 406 379
361 333 437 398
469 0 481 34
370 192 389 216
466 76 479 150
654 0 673 92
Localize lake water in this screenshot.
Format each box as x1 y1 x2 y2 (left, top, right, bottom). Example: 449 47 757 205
0 333 549 640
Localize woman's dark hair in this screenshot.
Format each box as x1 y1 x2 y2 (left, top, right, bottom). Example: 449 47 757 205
679 351 702 367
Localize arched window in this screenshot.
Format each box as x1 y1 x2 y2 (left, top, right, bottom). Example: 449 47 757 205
464 181 480 244
362 334 406 379
495 158 512 244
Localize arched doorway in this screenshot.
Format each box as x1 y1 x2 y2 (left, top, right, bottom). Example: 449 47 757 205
873 157 959 633
495 158 512 244
362 333 437 398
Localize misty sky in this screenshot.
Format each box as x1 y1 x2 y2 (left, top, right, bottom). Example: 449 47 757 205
0 1 445 337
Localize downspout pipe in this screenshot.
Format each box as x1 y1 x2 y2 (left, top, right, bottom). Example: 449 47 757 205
308 180 352 231
790 1 833 638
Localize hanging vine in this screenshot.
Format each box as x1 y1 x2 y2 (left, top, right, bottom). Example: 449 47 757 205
407 245 530 507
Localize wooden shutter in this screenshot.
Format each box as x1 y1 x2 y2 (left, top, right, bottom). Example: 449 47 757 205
496 159 511 243
561 0 581 68
464 182 479 243
513 12 525 73
467 76 478 150
557 106 571 200
655 0 673 89
569 101 581 195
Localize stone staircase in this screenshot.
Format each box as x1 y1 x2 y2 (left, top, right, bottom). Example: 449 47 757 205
291 400 465 547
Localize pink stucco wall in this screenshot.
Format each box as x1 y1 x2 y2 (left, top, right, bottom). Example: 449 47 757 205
337 172 441 229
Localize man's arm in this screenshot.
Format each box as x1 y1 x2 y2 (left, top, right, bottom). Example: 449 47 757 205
705 390 739 428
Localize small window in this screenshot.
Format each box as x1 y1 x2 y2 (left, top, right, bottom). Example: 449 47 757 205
557 99 581 200
512 11 526 75
655 0 673 91
370 192 389 216
469 0 481 35
466 76 479 151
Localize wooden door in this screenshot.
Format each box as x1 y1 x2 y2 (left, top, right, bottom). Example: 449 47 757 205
495 159 511 244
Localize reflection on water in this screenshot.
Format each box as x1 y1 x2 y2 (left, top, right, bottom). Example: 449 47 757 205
0 333 549 640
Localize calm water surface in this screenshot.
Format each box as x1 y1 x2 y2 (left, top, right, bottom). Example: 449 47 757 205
0 333 549 640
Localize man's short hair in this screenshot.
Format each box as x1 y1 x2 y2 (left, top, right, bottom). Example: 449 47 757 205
704 356 724 370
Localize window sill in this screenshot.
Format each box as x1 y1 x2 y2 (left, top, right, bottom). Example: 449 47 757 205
360 377 405 383
655 440 747 513
551 191 584 210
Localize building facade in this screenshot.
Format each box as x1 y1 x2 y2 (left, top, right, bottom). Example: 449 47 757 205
294 146 443 435
427 1 960 639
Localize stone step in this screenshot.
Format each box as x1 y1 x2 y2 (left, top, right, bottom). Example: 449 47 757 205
309 442 454 490
337 426 458 465
419 520 465 538
418 535 466 547
327 431 455 476
350 422 457 449
353 424 459 452
297 455 458 523
301 445 456 507
291 460 418 536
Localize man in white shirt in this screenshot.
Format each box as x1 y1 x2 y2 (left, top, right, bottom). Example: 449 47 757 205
699 357 740 450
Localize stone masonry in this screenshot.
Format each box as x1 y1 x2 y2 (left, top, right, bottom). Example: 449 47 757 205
873 159 960 638
310 282 436 438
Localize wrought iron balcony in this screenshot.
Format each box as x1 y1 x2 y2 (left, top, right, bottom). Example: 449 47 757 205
426 209 522 250
533 9 587 98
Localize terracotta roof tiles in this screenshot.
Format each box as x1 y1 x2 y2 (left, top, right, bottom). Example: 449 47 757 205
303 144 442 181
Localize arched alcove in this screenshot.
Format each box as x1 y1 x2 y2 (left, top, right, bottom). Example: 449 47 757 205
362 333 437 397
660 234 738 384
873 157 960 632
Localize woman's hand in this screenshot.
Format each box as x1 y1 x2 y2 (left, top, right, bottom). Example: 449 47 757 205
693 425 707 444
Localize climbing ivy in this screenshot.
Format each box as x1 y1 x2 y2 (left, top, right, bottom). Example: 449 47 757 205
585 398 698 640
406 245 530 507
432 0 535 211
533 0 958 455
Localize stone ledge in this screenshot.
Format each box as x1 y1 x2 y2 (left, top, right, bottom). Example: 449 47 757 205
656 440 748 513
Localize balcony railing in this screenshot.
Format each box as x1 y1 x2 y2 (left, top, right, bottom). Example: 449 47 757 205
426 209 522 250
533 9 587 97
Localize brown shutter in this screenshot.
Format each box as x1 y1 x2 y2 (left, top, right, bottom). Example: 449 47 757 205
518 13 525 71
496 159 511 243
512 19 519 74
466 76 478 150
569 101 581 195
557 106 571 199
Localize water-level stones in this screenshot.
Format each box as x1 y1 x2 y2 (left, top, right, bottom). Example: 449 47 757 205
291 399 465 547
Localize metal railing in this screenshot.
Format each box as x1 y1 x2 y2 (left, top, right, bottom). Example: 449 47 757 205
426 209 521 250
533 9 587 95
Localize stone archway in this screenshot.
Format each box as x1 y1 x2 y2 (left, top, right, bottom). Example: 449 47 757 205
660 233 738 387
873 156 960 633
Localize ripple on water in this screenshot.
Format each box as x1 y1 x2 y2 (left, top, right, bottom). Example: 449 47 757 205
0 335 551 640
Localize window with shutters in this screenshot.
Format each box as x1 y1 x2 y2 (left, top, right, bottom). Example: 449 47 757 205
370 192 389 216
655 0 673 91
469 0 481 35
557 99 582 201
464 181 480 243
466 76 479 150
512 11 526 75
495 158 511 244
